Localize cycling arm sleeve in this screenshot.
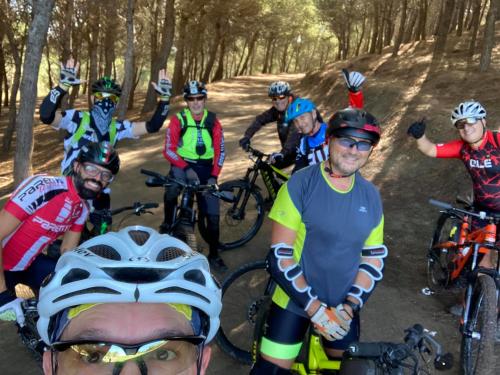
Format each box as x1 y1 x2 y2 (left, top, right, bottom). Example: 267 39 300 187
211 118 225 177
346 245 388 308
162 116 188 169
39 86 67 124
266 243 318 312
146 101 170 133
348 91 364 109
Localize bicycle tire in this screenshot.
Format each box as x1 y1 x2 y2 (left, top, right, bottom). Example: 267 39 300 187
216 260 269 365
427 212 460 292
200 180 265 251
173 223 198 251
460 275 497 375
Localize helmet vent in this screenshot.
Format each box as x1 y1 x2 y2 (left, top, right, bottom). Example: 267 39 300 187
184 269 206 286
88 245 121 260
155 286 210 303
102 267 173 283
157 247 186 261
128 230 150 246
53 287 120 303
61 268 90 285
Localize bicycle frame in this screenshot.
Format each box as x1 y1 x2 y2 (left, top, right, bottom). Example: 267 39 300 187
291 333 341 374
241 147 289 201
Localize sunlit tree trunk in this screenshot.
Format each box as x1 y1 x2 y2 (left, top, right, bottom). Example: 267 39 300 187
479 0 498 71
117 0 135 120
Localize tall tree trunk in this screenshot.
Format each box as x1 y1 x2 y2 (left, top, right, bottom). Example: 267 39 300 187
0 39 4 115
261 34 273 73
433 0 456 59
392 0 408 56
87 1 100 107
45 40 53 89
142 0 175 113
212 35 226 82
238 30 259 76
201 20 222 83
355 12 367 56
479 0 498 71
172 10 189 93
456 0 466 36
103 0 117 77
369 2 380 54
0 8 23 152
467 0 482 59
13 0 55 184
117 0 135 119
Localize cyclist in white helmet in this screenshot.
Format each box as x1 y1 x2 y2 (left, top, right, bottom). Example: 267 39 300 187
37 226 221 375
408 100 495 307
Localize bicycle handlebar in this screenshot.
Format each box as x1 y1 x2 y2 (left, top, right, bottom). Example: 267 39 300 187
346 324 453 371
429 198 500 222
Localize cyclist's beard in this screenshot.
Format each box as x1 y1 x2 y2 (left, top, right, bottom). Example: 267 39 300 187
73 173 103 200
91 98 116 135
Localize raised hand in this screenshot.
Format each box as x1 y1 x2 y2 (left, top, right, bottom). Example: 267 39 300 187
59 58 82 89
342 69 366 93
151 69 172 101
407 118 427 139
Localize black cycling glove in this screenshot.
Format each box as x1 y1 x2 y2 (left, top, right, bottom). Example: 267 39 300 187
407 119 426 139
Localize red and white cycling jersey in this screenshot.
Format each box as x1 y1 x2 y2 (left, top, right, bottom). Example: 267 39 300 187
2 175 88 271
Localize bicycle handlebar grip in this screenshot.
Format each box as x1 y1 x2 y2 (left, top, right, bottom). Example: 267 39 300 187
345 342 386 358
142 202 159 209
429 199 452 210
404 324 424 349
140 168 163 179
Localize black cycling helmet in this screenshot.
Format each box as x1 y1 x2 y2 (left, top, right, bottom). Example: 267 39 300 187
327 108 381 144
76 141 120 175
183 80 207 98
91 76 122 96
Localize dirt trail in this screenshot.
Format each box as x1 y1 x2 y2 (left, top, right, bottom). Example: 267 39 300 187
0 72 496 374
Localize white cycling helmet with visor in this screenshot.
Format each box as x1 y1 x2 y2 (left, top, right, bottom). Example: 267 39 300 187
450 100 486 126
37 226 222 345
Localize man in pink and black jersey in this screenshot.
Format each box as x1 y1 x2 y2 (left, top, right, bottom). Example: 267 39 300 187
0 142 119 325
408 100 496 270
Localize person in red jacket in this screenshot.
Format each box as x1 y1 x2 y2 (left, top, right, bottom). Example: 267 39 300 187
162 80 226 271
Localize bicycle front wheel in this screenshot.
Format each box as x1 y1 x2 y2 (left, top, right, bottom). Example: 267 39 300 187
427 212 460 292
460 275 497 375
204 180 265 251
216 260 269 365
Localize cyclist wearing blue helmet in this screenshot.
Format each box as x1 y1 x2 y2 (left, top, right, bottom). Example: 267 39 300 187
288 70 366 174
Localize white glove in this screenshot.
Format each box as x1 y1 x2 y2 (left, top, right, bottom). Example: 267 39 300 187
269 152 284 165
152 69 172 101
311 303 351 341
0 292 25 326
342 69 366 93
59 59 82 88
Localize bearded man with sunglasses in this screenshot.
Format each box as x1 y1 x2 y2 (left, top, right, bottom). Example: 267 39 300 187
251 109 387 374
0 142 119 326
36 226 221 375
162 80 226 272
408 100 495 277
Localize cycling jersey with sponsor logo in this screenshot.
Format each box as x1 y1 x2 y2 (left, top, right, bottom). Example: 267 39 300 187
436 130 500 212
2 175 88 271
268 162 384 317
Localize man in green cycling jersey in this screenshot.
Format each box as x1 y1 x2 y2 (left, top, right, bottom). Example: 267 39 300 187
162 80 226 272
251 108 387 374
36 226 221 375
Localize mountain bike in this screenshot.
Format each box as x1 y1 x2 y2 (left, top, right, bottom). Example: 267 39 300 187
141 168 232 250
216 262 454 374
428 199 499 374
215 146 289 251
16 201 158 365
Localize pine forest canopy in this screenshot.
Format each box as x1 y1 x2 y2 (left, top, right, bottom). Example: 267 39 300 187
0 0 498 184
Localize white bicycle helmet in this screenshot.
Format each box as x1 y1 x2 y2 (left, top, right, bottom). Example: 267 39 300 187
37 226 222 345
268 81 292 97
450 100 486 125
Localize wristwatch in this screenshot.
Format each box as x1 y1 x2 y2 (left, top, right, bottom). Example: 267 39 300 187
343 299 360 315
